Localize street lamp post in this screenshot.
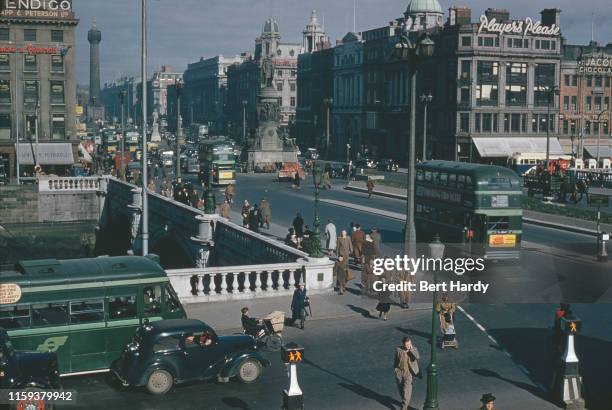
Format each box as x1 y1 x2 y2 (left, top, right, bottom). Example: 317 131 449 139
175 79 183 179
242 100 248 141
310 161 325 258
545 86 559 171
420 94 433 161
323 98 333 159
141 0 149 255
595 110 609 166
203 151 215 214
424 234 445 410
393 24 435 259
119 90 127 181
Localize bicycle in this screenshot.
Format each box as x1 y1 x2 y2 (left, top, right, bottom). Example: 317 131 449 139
244 319 283 351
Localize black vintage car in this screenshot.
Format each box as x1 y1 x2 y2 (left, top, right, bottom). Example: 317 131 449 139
111 319 270 395
1 329 61 409
377 158 399 172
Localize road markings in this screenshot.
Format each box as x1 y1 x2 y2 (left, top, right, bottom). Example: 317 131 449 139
457 305 546 393
319 198 406 220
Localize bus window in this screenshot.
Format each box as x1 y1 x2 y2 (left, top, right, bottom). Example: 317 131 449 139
439 173 448 186
144 286 162 316
465 176 473 189
448 174 456 187
416 170 424 181
433 172 440 184
0 305 30 329
164 285 181 314
32 303 68 327
70 299 104 324
487 216 510 231
457 175 465 189
425 171 432 182
108 296 137 320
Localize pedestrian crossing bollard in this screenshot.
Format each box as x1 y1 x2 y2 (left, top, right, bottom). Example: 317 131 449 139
554 316 585 410
281 342 304 410
597 232 609 262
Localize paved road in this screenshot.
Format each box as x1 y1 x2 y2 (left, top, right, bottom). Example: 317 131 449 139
61 307 560 410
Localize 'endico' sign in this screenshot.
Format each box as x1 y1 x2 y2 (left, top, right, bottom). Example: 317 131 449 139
478 15 560 38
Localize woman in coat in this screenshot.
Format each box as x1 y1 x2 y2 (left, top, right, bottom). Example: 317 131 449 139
241 200 250 228
291 283 307 329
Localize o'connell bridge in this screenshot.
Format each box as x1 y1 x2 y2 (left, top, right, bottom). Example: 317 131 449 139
0 176 334 304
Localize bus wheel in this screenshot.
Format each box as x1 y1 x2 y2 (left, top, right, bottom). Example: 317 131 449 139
146 369 173 395
236 359 262 384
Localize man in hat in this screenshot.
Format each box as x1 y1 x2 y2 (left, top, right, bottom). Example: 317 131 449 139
334 256 348 295
393 337 420 410
259 197 272 229
479 393 497 410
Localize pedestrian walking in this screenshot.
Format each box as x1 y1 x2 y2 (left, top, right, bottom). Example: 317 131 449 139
334 256 348 294
219 199 231 219
241 200 250 228
248 204 262 233
322 170 332 190
370 227 382 256
225 184 235 204
189 187 199 208
324 219 337 255
479 393 497 410
292 212 304 238
393 337 420 410
259 198 271 229
361 259 375 294
362 234 376 265
336 230 352 268
351 224 365 262
366 177 375 198
291 283 307 329
292 171 301 189
394 266 412 309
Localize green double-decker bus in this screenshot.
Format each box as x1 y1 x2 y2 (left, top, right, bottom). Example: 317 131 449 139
0 255 186 375
415 161 523 260
199 141 237 186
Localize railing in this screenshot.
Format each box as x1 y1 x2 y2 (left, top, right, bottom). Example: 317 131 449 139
38 177 100 193
568 169 612 188
167 262 308 303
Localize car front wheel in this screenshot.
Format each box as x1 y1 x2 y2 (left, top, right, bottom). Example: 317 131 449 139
146 369 174 395
236 359 262 384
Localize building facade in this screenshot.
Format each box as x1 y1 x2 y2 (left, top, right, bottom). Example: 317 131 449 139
559 42 612 159
100 76 138 125
227 17 302 141
181 54 245 135
0 1 78 178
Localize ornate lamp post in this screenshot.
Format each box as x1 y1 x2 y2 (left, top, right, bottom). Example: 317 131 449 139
545 85 559 171
323 98 333 158
310 161 325 258
595 109 609 166
242 100 248 141
393 24 435 259
203 149 215 214
119 90 127 180
424 234 445 410
175 79 184 179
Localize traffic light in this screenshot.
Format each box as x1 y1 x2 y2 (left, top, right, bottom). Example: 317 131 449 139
560 316 582 334
281 342 304 364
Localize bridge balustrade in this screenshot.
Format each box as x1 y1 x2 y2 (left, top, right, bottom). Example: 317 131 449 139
38 177 100 192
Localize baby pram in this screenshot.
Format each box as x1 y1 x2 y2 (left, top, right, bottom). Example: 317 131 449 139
440 312 458 349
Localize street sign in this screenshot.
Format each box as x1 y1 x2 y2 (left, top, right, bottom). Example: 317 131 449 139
589 194 610 207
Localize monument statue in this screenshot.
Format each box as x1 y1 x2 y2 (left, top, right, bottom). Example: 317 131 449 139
261 58 274 88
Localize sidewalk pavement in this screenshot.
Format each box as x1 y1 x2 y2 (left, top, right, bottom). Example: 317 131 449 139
346 180 612 234
185 281 430 332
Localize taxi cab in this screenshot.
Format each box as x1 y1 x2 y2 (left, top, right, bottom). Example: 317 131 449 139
111 319 270 395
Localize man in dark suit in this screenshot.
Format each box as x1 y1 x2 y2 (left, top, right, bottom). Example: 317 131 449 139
393 337 420 410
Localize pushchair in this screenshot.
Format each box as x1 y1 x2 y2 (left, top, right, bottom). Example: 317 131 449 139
440 312 458 349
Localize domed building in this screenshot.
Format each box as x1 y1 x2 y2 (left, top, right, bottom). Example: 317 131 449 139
403 0 444 31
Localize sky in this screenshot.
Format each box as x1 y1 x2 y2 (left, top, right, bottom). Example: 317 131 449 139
72 0 612 85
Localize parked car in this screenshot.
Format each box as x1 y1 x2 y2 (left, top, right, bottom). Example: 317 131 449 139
0 329 61 409
111 319 270 395
377 158 399 172
353 158 377 169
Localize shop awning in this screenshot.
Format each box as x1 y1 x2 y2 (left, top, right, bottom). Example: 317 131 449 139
584 145 612 159
472 137 564 158
15 143 75 165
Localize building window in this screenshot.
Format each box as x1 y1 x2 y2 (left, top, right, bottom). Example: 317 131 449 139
460 88 470 104
595 76 602 87
0 80 10 104
290 82 296 92
482 113 493 132
505 62 527 106
0 114 10 140
563 96 569 110
571 75 577 86
50 81 65 104
460 60 471 81
535 39 554 50
504 114 510 132
459 113 469 132
605 97 610 111
0 54 9 72
571 96 577 110
51 54 63 72
24 54 37 72
276 82 283 92
476 85 498 106
477 36 498 47
606 77 611 87
570 120 577 134
51 114 65 140
476 61 498 106
563 120 569 134
24 29 36 41
461 36 471 47
585 120 591 135
277 70 283 78
475 113 481 132
564 75 571 86
51 30 64 42
586 76 592 87
23 80 38 104
507 38 527 48
586 96 592 111
506 85 526 106
534 64 555 107
510 114 520 132
0 28 8 41
595 96 602 111
493 113 498 132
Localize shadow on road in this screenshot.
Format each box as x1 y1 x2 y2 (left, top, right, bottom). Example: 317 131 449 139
488 327 612 410
304 358 401 410
471 368 547 401
396 326 432 346
346 304 376 319
221 397 250 409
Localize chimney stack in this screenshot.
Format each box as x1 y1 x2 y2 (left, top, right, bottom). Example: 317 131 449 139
448 6 471 26
485 8 510 23
541 8 561 27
